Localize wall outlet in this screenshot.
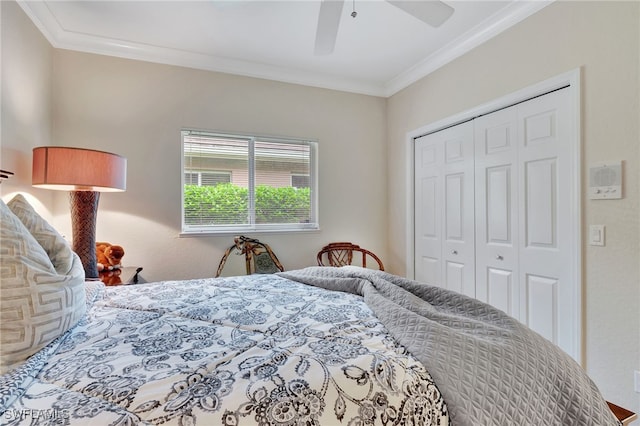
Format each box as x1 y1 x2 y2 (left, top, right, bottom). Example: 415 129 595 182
635 370 640 393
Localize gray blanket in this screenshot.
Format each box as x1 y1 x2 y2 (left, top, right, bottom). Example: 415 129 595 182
278 266 619 426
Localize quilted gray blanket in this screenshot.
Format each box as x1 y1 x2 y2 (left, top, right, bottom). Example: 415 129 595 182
279 266 619 426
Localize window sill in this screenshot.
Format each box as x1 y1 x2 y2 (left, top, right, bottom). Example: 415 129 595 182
180 227 321 237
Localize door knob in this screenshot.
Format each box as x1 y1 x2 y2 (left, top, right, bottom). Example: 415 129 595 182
496 255 504 261
451 250 458 255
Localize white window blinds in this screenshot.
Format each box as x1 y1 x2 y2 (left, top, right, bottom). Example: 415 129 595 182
182 130 318 233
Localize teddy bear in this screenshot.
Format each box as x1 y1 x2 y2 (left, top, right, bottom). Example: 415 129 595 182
96 242 125 272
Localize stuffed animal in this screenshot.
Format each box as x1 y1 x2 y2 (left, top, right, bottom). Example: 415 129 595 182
96 242 125 271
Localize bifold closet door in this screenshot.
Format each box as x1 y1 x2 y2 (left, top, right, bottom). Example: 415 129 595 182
414 87 577 358
414 121 475 297
474 106 520 318
475 88 575 351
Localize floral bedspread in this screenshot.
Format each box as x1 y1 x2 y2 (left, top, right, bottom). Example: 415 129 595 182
0 274 448 425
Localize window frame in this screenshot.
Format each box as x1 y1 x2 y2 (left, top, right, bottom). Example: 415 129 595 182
181 129 319 235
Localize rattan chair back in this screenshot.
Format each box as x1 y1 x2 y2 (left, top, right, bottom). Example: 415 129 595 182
316 242 384 270
216 236 284 277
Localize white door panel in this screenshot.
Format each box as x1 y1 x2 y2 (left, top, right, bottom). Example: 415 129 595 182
474 106 519 317
526 274 558 343
446 261 465 295
443 124 475 297
415 121 475 296
524 159 557 248
517 89 573 350
486 267 514 314
486 166 512 243
418 256 440 285
415 140 442 285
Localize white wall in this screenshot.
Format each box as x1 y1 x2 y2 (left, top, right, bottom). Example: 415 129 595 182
46 49 387 281
386 0 640 413
0 1 55 216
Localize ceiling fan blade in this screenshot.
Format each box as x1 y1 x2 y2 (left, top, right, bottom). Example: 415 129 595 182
386 1 454 28
314 0 345 55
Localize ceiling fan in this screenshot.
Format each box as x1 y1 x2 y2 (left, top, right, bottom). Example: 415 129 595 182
314 0 454 55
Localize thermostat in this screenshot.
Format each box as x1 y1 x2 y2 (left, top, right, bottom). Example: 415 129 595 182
589 161 622 199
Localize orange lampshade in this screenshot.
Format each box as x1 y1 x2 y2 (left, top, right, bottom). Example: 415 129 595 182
32 146 126 192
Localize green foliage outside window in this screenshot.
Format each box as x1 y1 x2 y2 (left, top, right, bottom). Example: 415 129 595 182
255 185 311 223
184 183 311 225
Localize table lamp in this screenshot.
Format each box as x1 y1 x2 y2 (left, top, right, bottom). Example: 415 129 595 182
32 146 127 279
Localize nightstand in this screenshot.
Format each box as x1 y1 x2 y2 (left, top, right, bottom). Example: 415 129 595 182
99 267 144 286
608 401 637 426
122 266 145 284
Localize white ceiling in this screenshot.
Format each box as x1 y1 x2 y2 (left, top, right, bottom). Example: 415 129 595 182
18 0 551 97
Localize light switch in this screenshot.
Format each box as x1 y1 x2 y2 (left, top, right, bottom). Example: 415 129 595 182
589 225 605 246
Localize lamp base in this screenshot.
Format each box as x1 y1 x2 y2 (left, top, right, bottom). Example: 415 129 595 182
70 191 100 279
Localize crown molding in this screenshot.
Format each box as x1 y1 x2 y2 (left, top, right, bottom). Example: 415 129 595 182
18 0 552 98
383 0 553 97
17 1 385 96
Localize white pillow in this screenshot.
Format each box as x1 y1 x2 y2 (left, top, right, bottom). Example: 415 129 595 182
7 194 74 275
0 197 86 374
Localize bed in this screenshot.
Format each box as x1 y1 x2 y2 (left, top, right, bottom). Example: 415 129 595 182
0 195 620 425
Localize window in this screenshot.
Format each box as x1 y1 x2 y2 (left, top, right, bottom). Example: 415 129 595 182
291 174 310 188
182 130 318 233
184 171 231 186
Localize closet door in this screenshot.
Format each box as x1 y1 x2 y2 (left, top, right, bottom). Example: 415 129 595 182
413 85 578 360
475 88 574 351
474 106 520 318
516 89 574 350
414 121 475 297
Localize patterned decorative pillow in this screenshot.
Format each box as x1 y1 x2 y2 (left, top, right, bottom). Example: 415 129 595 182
7 194 74 275
0 198 86 374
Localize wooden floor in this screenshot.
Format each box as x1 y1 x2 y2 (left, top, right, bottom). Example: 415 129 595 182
607 401 637 426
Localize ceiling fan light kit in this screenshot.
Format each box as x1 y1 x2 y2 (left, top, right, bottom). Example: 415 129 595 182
315 0 454 56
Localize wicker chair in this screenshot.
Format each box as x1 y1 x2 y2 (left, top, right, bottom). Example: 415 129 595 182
316 242 384 270
216 236 284 277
